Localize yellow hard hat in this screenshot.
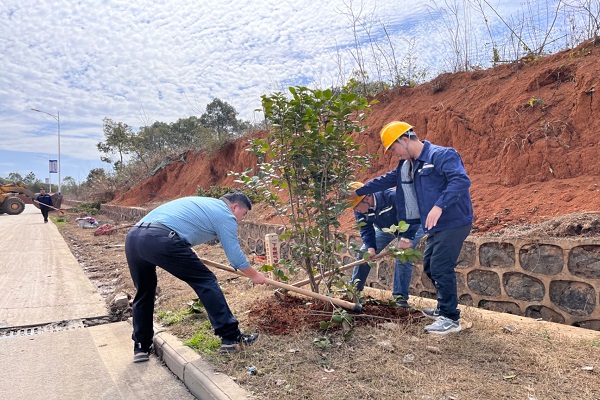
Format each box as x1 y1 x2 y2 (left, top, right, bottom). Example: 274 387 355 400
347 181 366 208
380 121 413 153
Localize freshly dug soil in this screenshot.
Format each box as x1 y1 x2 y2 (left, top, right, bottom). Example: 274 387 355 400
248 294 420 335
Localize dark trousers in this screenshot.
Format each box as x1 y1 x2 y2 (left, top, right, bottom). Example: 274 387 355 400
41 207 49 221
125 225 240 349
352 224 424 299
422 224 471 321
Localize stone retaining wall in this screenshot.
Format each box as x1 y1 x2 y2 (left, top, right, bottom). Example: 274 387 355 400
80 203 599 330
100 204 149 221
238 221 600 331
61 200 150 222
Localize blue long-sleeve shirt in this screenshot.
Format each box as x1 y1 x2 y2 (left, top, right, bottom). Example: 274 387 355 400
140 197 250 270
356 140 473 233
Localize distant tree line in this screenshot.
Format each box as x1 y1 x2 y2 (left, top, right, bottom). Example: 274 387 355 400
87 98 257 201
1 98 256 200
0 172 81 196
97 98 253 172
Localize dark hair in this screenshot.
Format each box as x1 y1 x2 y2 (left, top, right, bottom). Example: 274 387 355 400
220 191 252 210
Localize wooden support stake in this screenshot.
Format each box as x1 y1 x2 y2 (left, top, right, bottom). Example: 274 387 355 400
199 257 362 312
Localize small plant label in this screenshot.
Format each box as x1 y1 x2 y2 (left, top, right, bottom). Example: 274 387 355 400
265 233 280 280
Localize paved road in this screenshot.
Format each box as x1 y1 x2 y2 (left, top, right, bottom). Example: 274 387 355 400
0 205 106 327
0 205 195 399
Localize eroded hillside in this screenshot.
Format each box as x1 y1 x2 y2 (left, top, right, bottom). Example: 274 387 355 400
111 39 600 234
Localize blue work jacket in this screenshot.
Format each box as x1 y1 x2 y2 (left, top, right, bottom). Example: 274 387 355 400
356 140 473 234
36 193 53 208
355 189 407 251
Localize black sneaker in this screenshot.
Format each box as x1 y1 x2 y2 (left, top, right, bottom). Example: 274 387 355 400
133 343 152 363
422 307 440 320
393 295 410 308
220 332 259 353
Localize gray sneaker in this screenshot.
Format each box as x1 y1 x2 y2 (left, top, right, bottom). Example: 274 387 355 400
422 307 440 320
424 316 461 335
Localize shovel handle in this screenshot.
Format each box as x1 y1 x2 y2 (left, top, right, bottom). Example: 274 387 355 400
33 199 65 214
107 224 135 232
291 250 391 288
199 257 362 313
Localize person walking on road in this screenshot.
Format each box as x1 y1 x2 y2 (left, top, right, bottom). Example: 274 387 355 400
36 187 53 223
347 182 423 307
349 121 473 335
125 191 266 362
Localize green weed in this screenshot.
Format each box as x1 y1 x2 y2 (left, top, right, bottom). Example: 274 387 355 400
70 201 102 216
157 310 186 326
52 216 67 226
183 320 221 354
528 97 544 108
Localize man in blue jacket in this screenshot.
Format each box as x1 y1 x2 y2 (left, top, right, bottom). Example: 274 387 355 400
350 121 473 335
125 191 266 362
348 182 423 307
36 187 53 223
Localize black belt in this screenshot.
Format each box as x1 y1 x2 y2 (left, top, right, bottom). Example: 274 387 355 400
135 222 179 238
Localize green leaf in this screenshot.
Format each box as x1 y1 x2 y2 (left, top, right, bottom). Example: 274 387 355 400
383 225 397 233
260 264 275 272
187 298 205 314
319 322 328 330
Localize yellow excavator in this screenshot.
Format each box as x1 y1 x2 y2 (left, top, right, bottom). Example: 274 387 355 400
0 182 63 215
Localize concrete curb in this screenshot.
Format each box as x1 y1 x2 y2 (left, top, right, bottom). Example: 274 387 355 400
153 327 249 400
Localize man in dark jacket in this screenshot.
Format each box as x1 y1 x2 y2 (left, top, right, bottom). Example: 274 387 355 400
36 188 53 223
348 182 423 307
350 121 473 335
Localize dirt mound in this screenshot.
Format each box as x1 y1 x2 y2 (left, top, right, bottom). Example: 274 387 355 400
248 294 418 335
490 211 600 239
111 39 600 234
111 136 260 207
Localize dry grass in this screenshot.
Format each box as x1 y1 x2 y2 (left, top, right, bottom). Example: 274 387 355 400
209 299 600 400
58 214 600 400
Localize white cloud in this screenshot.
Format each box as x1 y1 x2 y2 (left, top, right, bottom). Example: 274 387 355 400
0 0 571 183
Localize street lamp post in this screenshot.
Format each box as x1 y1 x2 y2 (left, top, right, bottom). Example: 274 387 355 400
31 108 61 193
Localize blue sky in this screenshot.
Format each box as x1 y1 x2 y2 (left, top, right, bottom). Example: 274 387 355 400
0 0 577 186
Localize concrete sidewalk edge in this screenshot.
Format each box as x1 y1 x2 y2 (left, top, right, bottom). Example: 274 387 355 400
153 326 250 400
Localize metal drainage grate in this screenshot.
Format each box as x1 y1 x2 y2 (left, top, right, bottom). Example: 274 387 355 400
0 319 85 339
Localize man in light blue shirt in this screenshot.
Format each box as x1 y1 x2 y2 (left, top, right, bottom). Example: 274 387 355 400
125 191 266 362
